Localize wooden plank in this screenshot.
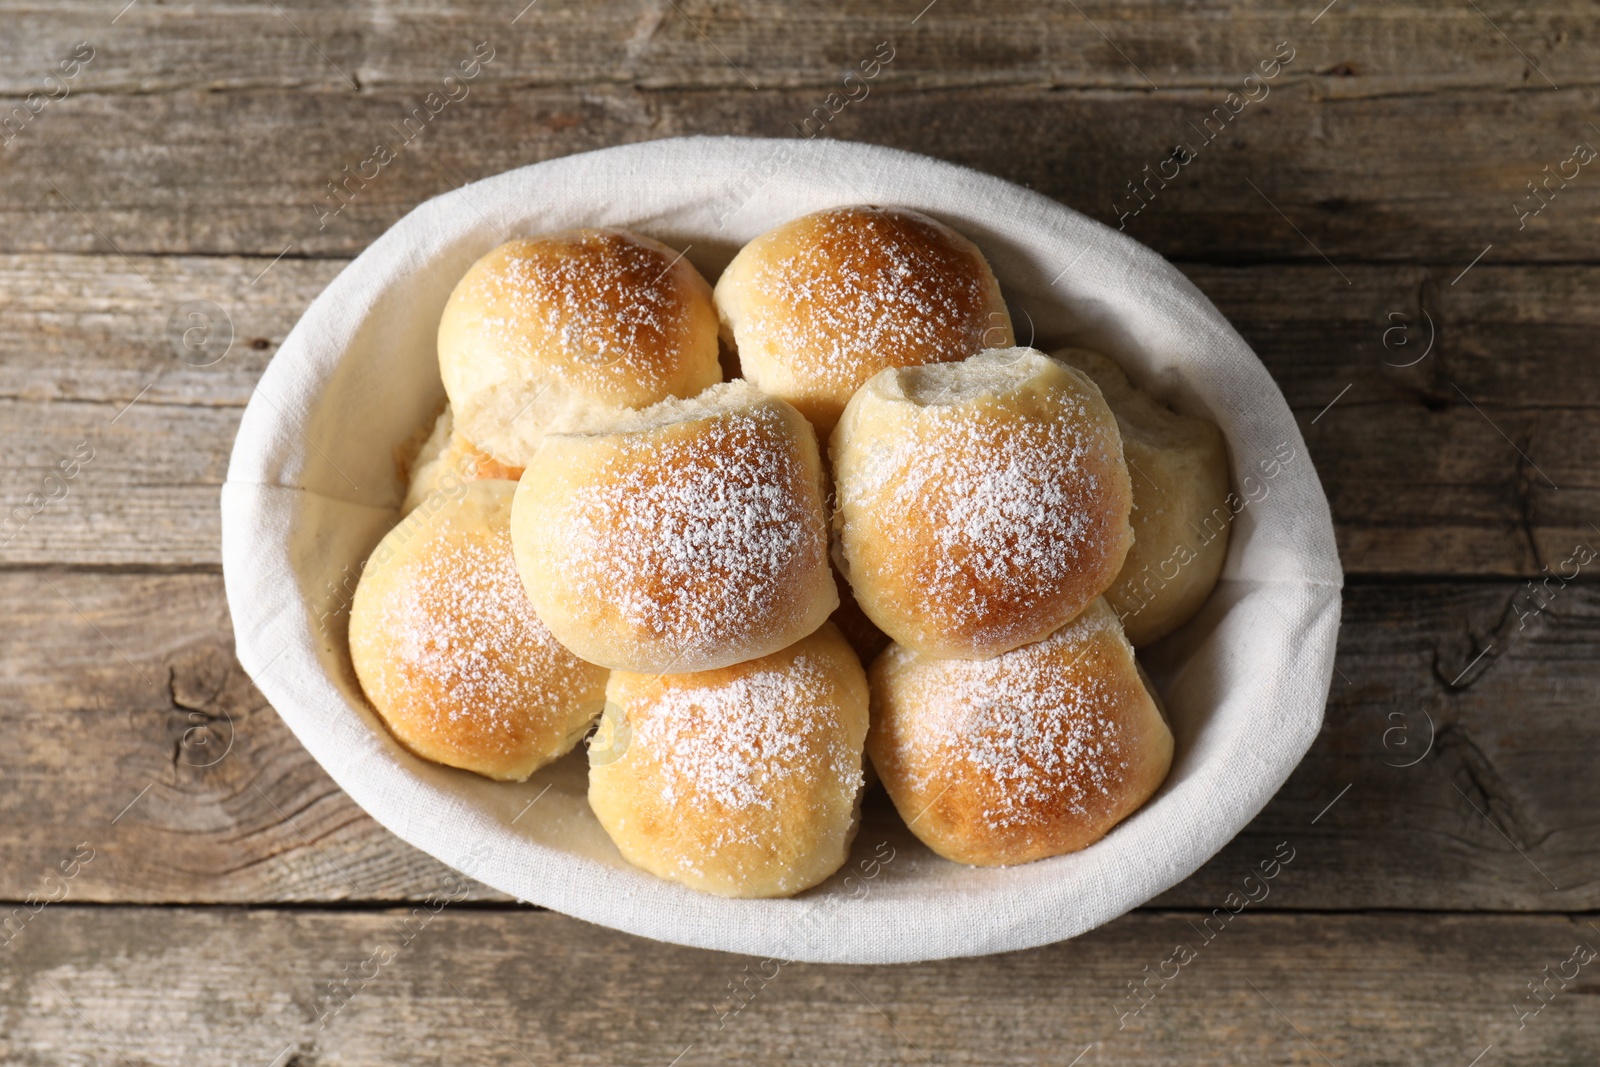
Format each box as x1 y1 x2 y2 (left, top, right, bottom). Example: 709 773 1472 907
3 254 1595 574
1151 578 1600 911
0 252 340 407
0 252 330 566
0 397 234 568
4 83 1599 262
3 907 1596 1065
1 571 1595 909
0 570 507 904
1185 262 1600 576
2 1 1596 95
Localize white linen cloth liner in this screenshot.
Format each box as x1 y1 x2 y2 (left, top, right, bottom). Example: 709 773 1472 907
221 136 1342 964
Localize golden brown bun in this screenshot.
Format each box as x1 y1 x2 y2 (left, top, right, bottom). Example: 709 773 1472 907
588 623 869 898
438 229 722 467
1053 348 1231 646
511 380 838 674
714 206 1013 438
867 598 1173 866
402 404 525 514
349 480 609 782
831 347 1133 660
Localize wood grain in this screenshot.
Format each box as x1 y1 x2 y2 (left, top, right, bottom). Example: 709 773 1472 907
1151 578 1600 911
0 252 338 407
4 907 1597 1066
3 1 1595 94
2 254 1595 575
3 83 1598 262
1 571 1594 909
1206 262 1600 577
0 570 501 905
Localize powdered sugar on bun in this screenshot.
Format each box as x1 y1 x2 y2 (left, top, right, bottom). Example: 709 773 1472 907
512 381 838 674
439 229 722 467
832 347 1134 660
867 599 1173 867
589 623 870 898
349 480 609 782
715 206 1012 437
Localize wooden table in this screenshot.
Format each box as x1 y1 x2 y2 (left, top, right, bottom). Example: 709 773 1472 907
3 2 1597 1063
